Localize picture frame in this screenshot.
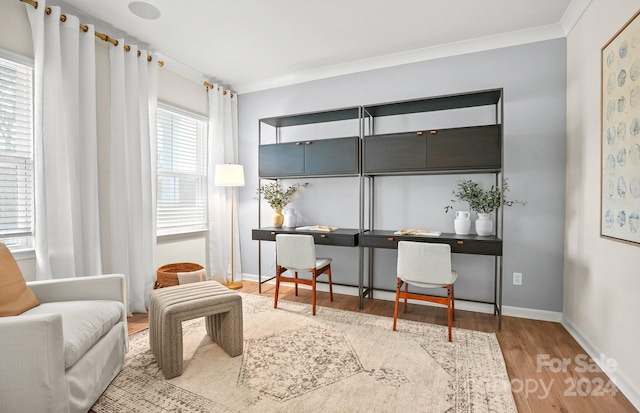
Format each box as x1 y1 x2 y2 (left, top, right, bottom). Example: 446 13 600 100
601 9 640 245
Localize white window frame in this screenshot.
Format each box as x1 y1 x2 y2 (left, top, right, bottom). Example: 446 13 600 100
156 103 208 236
0 49 34 253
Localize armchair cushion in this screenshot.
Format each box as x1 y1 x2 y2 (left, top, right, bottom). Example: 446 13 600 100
22 300 125 368
0 244 39 317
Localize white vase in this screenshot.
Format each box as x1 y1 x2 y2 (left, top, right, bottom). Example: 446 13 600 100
454 211 471 235
283 208 297 227
475 213 493 236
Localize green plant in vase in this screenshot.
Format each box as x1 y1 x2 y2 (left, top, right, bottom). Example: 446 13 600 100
257 182 306 227
445 179 525 236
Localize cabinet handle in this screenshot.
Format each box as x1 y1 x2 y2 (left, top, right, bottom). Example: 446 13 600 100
430 130 437 134
295 142 302 145
417 131 423 136
271 231 276 235
320 234 327 238
305 141 312 145
457 241 464 245
387 237 394 241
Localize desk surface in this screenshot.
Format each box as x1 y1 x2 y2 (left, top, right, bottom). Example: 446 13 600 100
252 227 360 247
359 230 502 256
252 227 501 255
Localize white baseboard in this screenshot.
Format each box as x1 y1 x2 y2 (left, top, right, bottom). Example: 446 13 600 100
502 305 563 322
562 316 640 411
241 273 563 322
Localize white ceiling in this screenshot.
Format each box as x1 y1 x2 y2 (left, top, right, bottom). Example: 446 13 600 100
56 0 591 93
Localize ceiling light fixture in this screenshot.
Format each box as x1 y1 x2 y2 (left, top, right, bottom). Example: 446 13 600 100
128 1 161 20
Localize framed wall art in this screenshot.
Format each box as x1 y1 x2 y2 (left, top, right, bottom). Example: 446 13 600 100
601 9 640 245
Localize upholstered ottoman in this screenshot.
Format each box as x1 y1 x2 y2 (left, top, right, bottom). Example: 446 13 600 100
149 280 243 379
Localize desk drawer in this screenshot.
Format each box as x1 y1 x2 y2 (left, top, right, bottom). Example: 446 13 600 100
310 232 357 247
450 239 502 255
252 229 278 241
360 235 401 249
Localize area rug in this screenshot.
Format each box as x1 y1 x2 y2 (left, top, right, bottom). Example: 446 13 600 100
91 293 517 413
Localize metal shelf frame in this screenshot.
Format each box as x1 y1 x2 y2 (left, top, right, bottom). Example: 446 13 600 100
256 106 365 294
255 88 505 329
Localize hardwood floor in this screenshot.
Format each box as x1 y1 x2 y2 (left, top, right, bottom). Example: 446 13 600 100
129 281 637 413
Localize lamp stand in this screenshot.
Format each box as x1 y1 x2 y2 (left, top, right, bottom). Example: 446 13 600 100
225 186 243 290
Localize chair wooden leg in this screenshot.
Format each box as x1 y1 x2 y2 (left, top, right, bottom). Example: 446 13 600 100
327 265 334 302
451 283 455 321
447 285 452 342
274 266 281 309
393 278 402 331
294 271 299 296
403 282 408 314
311 270 318 316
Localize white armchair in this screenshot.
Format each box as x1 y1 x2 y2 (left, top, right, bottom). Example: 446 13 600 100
0 274 128 413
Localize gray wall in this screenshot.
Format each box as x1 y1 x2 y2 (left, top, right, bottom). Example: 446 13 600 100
237 39 567 312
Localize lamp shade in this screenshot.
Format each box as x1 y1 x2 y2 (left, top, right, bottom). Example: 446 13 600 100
214 164 245 187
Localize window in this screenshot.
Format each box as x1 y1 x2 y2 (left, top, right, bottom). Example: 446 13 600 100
0 54 33 250
156 105 208 235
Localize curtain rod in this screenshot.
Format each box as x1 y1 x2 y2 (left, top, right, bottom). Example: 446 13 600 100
19 0 164 67
203 81 234 98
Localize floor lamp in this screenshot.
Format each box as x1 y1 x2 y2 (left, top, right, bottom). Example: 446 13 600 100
214 164 245 290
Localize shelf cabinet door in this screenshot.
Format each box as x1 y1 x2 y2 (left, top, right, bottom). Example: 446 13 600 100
426 124 501 171
304 136 359 175
259 142 304 177
363 132 427 173
259 136 359 177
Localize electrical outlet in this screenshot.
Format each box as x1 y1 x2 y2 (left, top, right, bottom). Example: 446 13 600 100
513 272 522 286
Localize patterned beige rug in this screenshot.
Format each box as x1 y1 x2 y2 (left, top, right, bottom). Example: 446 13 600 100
91 293 517 413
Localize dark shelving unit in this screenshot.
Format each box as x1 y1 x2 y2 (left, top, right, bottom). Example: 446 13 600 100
256 106 364 293
254 88 506 329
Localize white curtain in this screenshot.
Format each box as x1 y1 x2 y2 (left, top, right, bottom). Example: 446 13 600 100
108 42 158 314
207 85 241 283
26 2 102 280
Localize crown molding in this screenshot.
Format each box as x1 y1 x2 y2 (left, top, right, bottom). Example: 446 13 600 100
560 0 593 36
158 1 593 95
235 23 567 94
155 53 207 84
156 52 235 93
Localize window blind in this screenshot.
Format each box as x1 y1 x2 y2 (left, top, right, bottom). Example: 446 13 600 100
156 106 208 233
0 56 33 239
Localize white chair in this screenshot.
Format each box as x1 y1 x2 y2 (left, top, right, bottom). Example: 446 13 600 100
1 279 127 412
274 234 333 315
393 241 458 341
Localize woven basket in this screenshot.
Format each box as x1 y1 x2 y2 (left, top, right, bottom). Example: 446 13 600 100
155 262 205 289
